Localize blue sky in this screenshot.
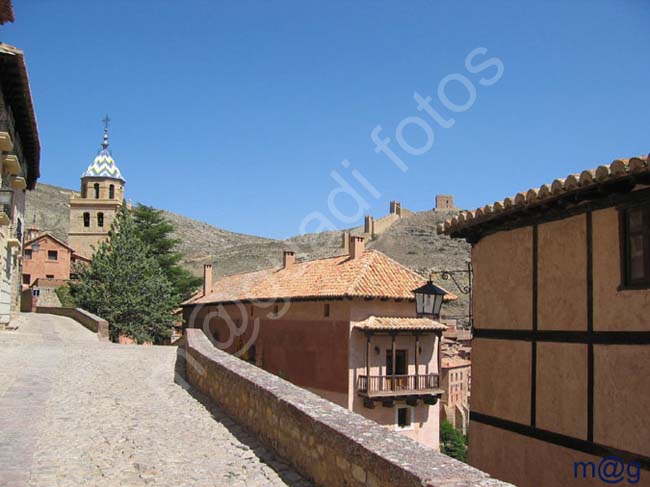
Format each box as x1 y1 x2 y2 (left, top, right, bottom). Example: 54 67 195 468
3 1 649 238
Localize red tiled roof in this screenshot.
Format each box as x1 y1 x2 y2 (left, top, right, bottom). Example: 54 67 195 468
439 155 649 237
355 316 446 331
185 250 456 306
442 357 471 368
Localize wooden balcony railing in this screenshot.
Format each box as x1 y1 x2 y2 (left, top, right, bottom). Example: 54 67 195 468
357 374 440 398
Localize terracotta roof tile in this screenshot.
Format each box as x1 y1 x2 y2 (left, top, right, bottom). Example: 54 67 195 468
442 357 471 368
355 316 446 331
185 250 456 305
439 155 649 236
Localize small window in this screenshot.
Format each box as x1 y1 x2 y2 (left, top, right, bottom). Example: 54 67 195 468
273 304 279 317
396 407 412 430
46 274 54 279
109 184 115 199
324 303 330 317
97 212 104 227
22 274 30 285
47 250 58 261
94 183 100 199
83 212 90 227
24 249 32 260
621 206 650 287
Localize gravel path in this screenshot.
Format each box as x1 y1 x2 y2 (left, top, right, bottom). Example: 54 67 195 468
0 314 311 487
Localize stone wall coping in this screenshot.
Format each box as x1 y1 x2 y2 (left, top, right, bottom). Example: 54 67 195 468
36 307 110 341
185 329 513 487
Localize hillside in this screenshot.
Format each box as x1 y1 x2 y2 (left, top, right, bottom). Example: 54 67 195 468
25 182 470 320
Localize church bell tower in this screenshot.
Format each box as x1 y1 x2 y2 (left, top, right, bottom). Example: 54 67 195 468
68 116 125 259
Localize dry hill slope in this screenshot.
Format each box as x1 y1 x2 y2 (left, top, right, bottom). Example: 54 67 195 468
25 183 470 318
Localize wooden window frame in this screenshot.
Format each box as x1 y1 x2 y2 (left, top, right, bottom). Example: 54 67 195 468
618 204 650 290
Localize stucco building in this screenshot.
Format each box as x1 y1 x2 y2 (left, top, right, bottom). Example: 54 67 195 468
440 357 470 434
439 155 650 486
22 232 89 287
0 43 40 326
183 235 456 449
68 126 125 259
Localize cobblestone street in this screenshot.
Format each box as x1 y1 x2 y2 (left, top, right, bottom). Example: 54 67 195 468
0 314 312 487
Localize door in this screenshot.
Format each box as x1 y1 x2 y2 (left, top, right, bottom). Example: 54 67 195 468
386 349 408 390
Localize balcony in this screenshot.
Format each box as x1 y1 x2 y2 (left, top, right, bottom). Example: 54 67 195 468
2 154 21 176
357 374 443 407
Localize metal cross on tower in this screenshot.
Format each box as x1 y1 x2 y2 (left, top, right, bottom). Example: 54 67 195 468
101 114 111 149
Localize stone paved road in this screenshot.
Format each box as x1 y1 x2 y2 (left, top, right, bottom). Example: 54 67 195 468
0 314 312 487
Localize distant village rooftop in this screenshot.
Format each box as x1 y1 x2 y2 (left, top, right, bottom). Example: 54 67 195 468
185 238 455 306
438 155 649 239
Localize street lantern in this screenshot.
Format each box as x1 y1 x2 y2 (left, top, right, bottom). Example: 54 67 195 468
412 280 446 318
0 188 13 206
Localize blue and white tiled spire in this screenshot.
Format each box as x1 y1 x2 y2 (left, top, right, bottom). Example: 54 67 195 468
82 120 125 182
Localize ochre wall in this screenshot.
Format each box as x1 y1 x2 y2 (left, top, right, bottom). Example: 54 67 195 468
185 300 350 395
471 338 531 424
22 236 72 286
472 226 533 329
594 344 650 457
69 177 123 259
592 207 650 331
469 204 650 487
538 215 587 330
536 342 587 439
470 422 608 487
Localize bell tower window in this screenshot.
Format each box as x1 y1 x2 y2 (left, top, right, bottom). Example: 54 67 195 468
109 184 115 199
97 212 104 227
94 183 100 199
83 212 90 227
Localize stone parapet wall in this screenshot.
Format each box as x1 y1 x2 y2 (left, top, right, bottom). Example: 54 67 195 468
183 329 512 487
36 306 109 341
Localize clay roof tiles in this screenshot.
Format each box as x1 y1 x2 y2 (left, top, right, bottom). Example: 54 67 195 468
185 249 456 306
354 316 447 331
442 357 471 368
438 155 649 236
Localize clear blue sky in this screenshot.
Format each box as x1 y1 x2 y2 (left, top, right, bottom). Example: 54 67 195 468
3 1 649 239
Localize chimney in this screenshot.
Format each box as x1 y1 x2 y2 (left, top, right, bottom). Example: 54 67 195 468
341 231 350 253
349 235 365 260
282 250 295 269
203 264 213 296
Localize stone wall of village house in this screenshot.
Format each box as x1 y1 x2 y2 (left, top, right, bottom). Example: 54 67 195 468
22 236 73 286
182 329 512 487
184 297 444 449
468 206 650 487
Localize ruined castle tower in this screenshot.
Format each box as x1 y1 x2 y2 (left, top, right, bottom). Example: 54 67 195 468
68 121 125 259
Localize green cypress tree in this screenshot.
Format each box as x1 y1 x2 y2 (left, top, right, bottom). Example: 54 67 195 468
71 204 177 343
440 420 468 462
132 204 202 299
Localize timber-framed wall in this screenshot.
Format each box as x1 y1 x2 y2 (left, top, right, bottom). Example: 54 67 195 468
468 190 650 486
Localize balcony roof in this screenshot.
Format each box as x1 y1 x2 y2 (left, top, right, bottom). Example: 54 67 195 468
355 315 447 332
